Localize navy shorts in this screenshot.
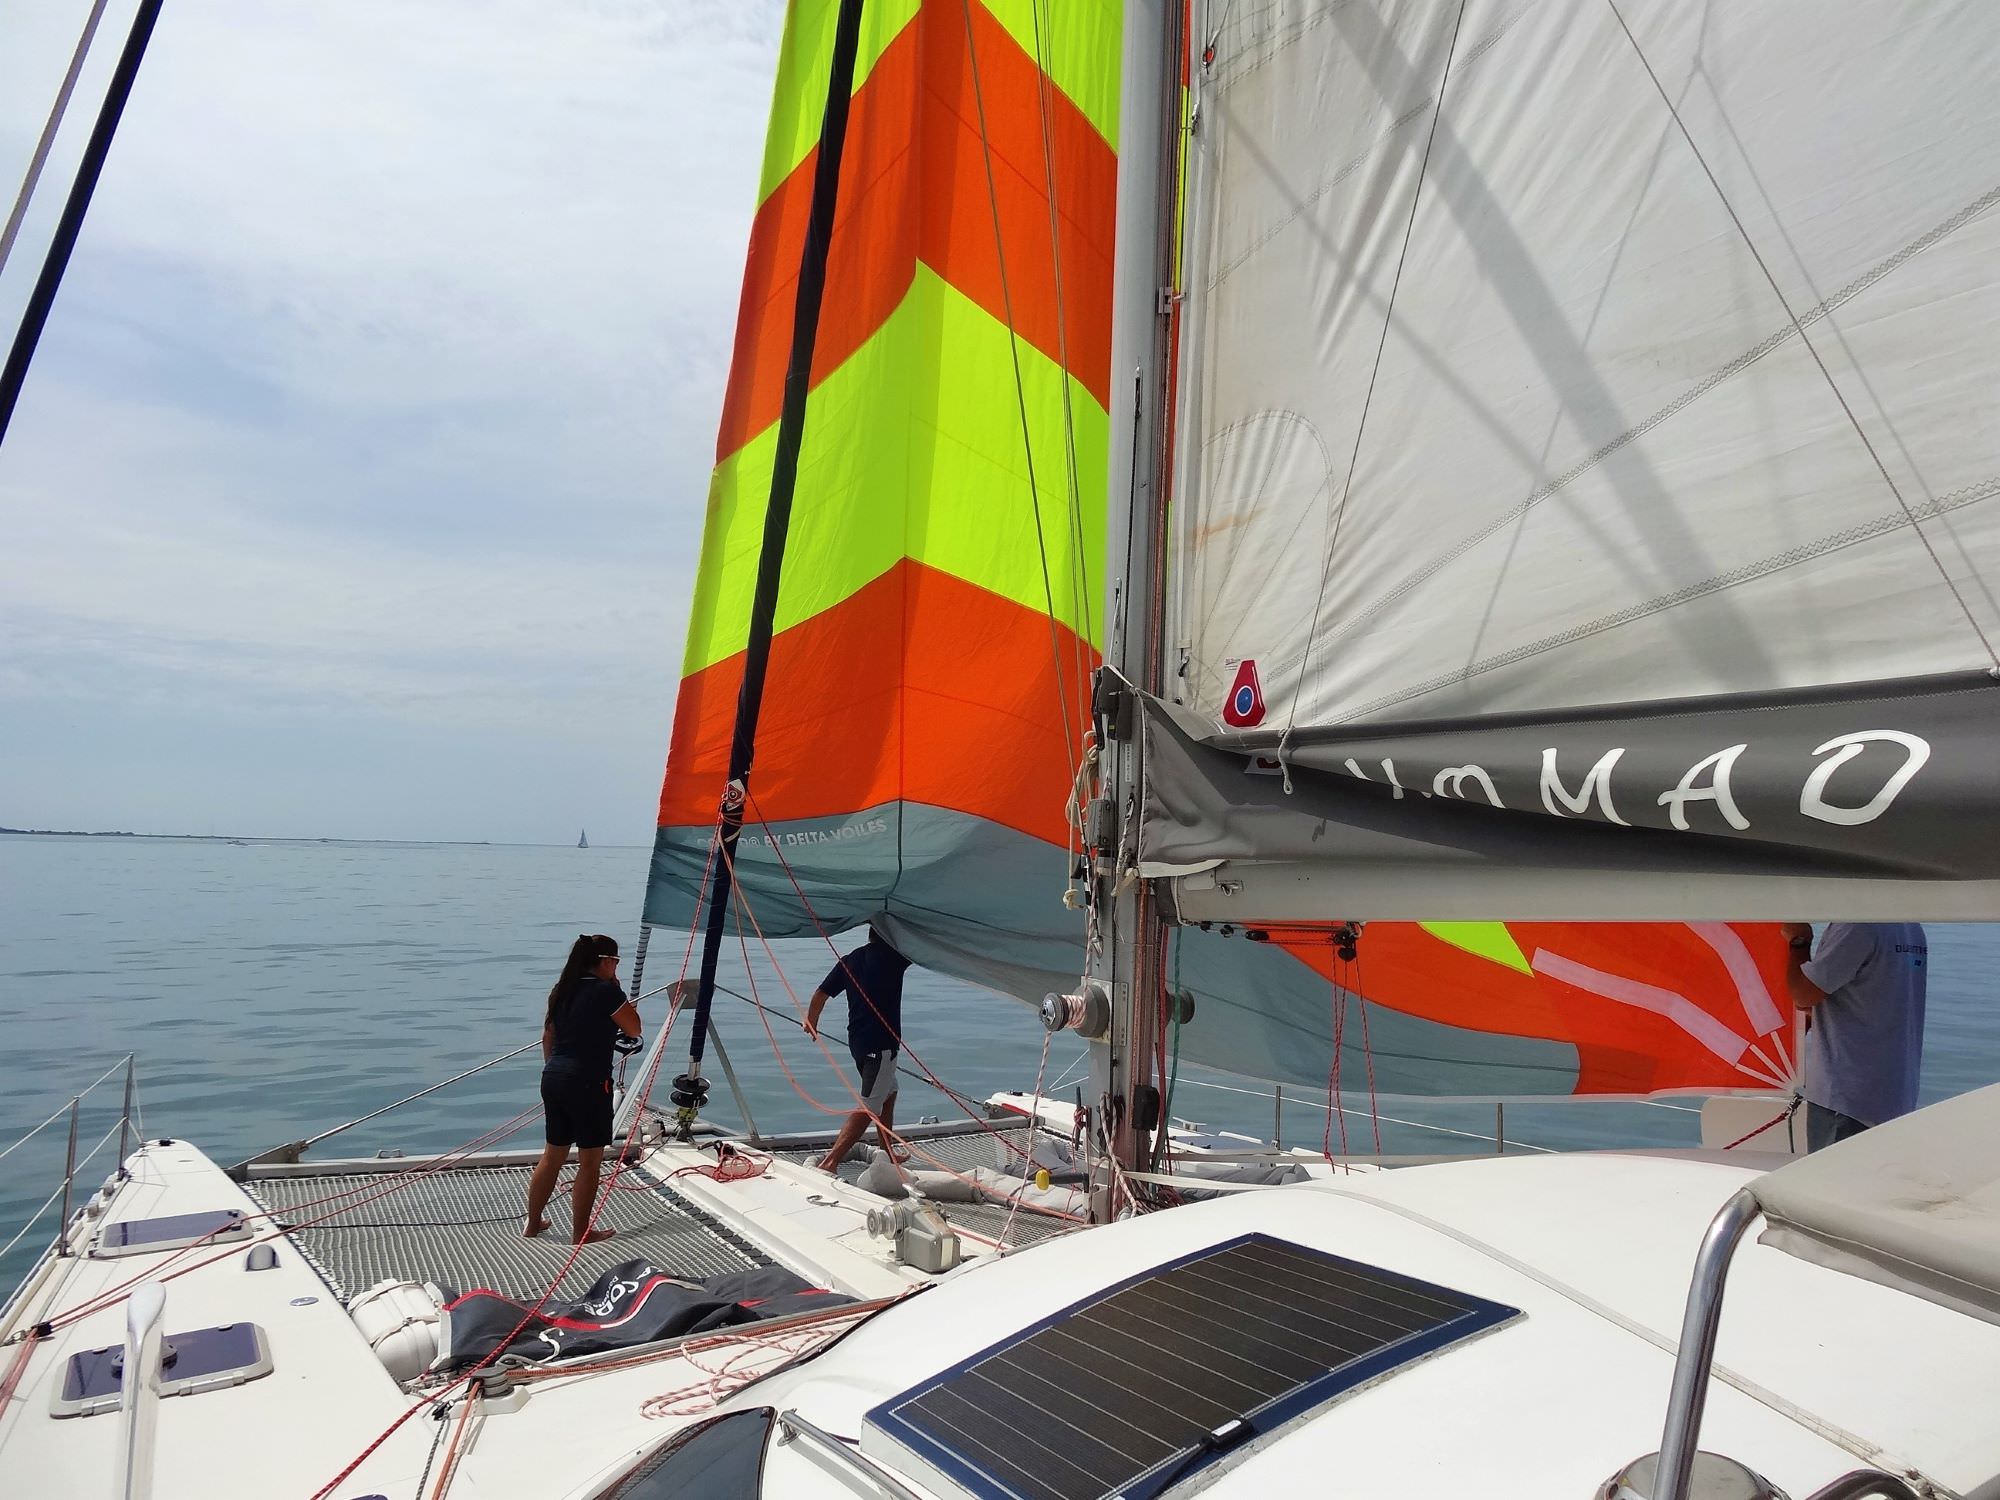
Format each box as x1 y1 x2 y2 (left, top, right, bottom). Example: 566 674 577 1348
1806 1101 1869 1153
542 1064 613 1149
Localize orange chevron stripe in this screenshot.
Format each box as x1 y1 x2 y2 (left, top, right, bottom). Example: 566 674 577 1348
660 558 1093 847
716 0 1117 464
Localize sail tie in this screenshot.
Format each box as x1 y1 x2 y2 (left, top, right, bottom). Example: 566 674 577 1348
1717 1095 1802 1154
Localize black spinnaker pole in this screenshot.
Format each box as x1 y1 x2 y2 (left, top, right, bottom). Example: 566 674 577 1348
0 0 163 450
671 0 867 1138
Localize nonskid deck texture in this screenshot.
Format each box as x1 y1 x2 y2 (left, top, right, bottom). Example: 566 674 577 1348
781 1122 1075 1250
243 1162 767 1301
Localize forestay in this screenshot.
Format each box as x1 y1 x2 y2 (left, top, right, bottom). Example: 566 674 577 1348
1156 0 2000 917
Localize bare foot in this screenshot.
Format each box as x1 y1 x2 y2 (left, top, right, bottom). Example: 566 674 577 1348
524 1217 550 1238
886 1146 911 1164
573 1226 616 1246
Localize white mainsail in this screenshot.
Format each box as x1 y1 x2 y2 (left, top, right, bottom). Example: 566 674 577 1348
1139 0 2000 918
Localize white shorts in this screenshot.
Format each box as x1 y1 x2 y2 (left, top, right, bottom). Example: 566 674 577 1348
854 1049 899 1111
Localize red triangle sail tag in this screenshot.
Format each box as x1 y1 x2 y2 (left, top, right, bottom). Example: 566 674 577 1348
1222 659 1266 727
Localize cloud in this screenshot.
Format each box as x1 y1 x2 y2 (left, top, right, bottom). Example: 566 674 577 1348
0 0 786 837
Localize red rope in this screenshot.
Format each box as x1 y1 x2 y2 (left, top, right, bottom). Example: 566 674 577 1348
1355 948 1383 1155
1719 1098 1801 1152
0 1325 41 1423
664 1144 772 1185
1324 953 1349 1161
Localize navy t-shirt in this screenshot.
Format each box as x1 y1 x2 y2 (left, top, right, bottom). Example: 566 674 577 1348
821 939 910 1055
547 975 628 1082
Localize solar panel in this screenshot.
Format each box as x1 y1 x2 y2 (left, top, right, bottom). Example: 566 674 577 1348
866 1232 1519 1500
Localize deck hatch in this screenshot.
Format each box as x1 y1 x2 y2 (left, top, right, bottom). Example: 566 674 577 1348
865 1232 1519 1500
94 1208 248 1258
52 1323 273 1417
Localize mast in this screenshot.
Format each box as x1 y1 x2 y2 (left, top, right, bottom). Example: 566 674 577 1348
669 0 868 1138
1081 0 1181 1208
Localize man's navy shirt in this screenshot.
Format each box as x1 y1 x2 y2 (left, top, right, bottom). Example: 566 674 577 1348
821 937 910 1055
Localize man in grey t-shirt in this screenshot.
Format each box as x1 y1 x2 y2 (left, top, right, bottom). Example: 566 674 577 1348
1780 922 1927 1151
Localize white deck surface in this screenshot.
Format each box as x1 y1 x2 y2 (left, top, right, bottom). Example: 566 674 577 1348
3 1138 1994 1499
0 1140 431 1499
747 1154 2000 1500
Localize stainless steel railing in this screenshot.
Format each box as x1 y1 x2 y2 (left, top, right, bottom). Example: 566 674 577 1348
0 1054 141 1306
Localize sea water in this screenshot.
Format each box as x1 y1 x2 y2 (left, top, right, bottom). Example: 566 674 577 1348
3 832 1995 1288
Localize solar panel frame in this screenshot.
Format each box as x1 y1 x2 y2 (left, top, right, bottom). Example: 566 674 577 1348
865 1232 1521 1500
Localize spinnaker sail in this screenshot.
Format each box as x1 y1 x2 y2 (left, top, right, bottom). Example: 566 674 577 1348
1171 920 1797 1098
1152 0 2000 918
645 0 1122 1000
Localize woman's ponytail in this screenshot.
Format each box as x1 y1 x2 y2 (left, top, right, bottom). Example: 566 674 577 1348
544 932 619 1028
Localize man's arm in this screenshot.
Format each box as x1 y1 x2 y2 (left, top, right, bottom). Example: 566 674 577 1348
1780 923 1827 1012
542 1023 554 1061
803 988 831 1040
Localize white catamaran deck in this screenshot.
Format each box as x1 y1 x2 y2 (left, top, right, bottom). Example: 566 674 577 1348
0 1111 1073 1499
5 1096 1997 1500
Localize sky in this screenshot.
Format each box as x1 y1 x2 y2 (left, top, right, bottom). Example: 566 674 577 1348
0 0 784 843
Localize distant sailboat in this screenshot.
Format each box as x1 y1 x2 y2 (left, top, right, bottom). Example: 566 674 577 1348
577 828 588 849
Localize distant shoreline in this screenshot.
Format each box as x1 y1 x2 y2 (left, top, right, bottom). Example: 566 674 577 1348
0 827 656 848
0 826 495 845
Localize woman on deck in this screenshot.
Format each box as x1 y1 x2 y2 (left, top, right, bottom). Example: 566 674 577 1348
525 933 641 1244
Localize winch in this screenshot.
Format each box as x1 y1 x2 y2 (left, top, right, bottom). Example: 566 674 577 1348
865 1196 961 1274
